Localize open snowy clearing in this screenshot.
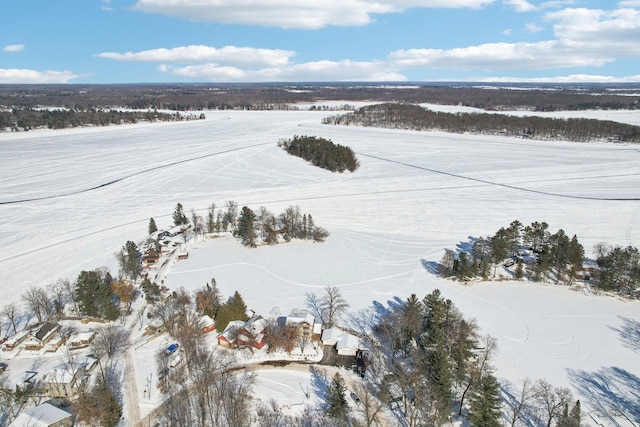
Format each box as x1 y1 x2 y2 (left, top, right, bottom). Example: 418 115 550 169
1 109 639 425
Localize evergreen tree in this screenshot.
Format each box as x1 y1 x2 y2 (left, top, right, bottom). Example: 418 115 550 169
148 217 158 235
259 207 278 245
172 203 188 226
400 293 423 355
326 373 349 420
236 206 257 247
515 261 524 279
117 240 142 282
421 290 453 422
141 278 161 304
74 270 120 320
207 202 216 234
214 290 249 331
556 400 581 427
467 372 502 427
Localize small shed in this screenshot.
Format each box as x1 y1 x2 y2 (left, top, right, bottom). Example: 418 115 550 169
68 331 96 350
3 331 29 351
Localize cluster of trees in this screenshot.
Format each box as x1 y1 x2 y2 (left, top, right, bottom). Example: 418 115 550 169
167 201 329 248
593 243 640 298
438 220 639 299
440 220 585 285
346 290 583 427
371 290 495 425
278 135 359 173
323 103 640 143
0 266 129 340
0 107 201 131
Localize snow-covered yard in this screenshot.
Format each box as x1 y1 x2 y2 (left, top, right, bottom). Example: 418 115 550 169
1 108 639 425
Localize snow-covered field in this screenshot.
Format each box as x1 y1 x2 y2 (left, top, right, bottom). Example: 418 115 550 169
1 108 639 425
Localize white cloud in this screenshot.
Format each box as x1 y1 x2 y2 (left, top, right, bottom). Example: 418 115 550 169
133 0 494 29
161 60 406 82
387 5 640 72
97 45 295 67
388 39 614 71
545 7 640 55
3 44 25 53
0 69 78 84
525 22 544 32
502 28 513 35
617 0 640 6
503 0 536 12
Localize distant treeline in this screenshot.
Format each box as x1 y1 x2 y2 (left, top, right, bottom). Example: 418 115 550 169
0 107 204 131
279 135 359 173
323 103 640 143
1 83 639 113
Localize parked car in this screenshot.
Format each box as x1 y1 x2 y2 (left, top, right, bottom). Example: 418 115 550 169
166 343 179 354
0 362 8 373
350 392 361 404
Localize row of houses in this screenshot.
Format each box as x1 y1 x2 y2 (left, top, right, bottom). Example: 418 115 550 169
2 323 96 353
215 310 366 360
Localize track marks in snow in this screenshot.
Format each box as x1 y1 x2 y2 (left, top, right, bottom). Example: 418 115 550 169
0 142 273 205
357 152 640 201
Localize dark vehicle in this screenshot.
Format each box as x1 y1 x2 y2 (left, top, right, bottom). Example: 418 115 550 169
0 362 7 373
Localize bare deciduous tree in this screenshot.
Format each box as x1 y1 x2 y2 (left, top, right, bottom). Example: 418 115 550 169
2 303 19 336
354 381 385 427
306 286 350 328
22 286 52 324
505 377 535 427
50 279 71 320
533 379 573 427
92 324 129 384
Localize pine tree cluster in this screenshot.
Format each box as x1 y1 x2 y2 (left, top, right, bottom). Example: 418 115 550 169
440 220 585 285
594 244 640 298
279 135 359 172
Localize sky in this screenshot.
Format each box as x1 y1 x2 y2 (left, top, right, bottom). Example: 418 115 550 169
1 0 640 84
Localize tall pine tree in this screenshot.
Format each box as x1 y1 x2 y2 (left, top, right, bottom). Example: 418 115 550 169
326 373 349 421
467 372 502 427
236 206 257 247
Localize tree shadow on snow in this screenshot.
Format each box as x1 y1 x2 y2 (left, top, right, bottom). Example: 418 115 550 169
421 259 441 275
421 236 480 276
309 365 330 400
567 366 640 425
608 316 640 353
456 236 478 254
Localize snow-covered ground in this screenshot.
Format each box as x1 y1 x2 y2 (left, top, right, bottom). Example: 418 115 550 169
1 109 639 425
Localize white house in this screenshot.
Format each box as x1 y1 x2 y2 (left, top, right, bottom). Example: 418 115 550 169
44 362 87 398
9 402 73 427
321 327 362 356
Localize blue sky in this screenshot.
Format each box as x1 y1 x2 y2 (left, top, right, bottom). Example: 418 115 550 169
1 0 640 83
